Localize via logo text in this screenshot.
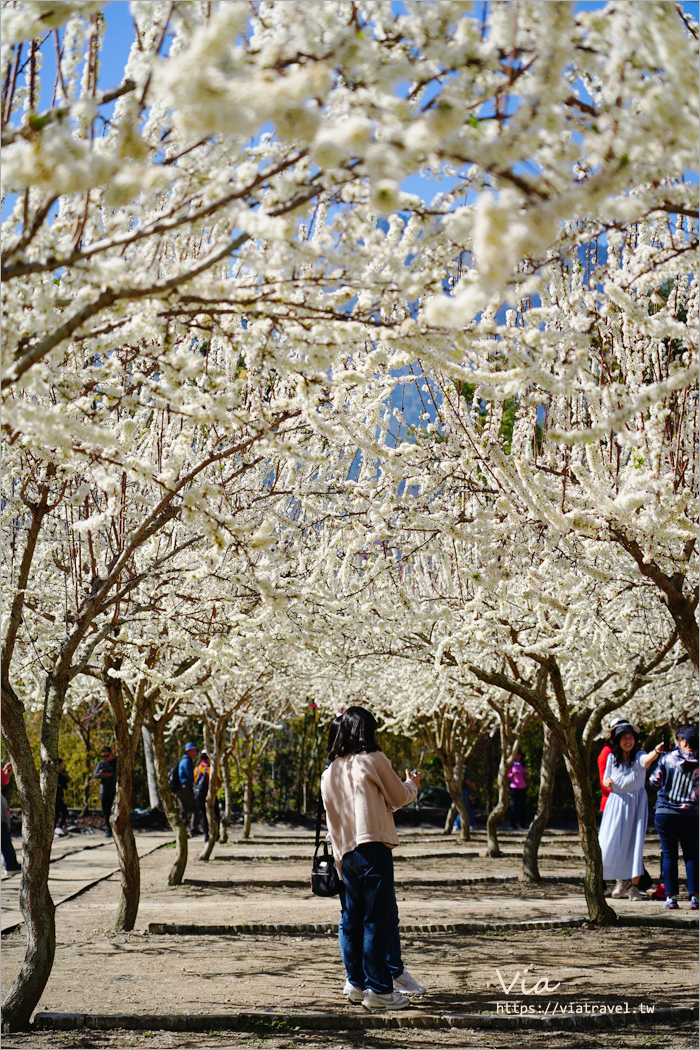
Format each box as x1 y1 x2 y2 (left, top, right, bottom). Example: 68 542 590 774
494 965 561 995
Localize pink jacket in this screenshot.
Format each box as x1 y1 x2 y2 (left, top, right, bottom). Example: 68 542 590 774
507 761 528 790
321 751 417 871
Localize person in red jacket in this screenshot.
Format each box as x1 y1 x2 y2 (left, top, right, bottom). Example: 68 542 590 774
598 719 630 812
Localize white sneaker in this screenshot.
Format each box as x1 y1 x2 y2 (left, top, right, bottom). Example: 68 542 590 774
627 885 645 901
363 989 409 1011
611 879 631 898
343 980 364 1003
393 969 426 995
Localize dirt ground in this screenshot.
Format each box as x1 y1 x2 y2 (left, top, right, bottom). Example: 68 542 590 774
1 830 697 1049
2 1024 698 1050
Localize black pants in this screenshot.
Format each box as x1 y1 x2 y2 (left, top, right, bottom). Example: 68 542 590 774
55 796 69 828
1 823 20 871
192 797 208 836
510 788 527 828
101 789 115 829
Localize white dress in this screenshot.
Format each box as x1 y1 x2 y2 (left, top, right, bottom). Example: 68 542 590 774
598 751 648 880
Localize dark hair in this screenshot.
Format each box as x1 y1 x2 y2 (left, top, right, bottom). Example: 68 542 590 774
327 716 344 753
611 726 640 769
327 707 380 762
676 725 698 752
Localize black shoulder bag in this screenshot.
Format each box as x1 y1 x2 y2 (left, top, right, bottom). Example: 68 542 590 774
310 792 341 897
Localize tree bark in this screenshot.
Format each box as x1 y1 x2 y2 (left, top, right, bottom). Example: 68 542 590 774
441 755 471 842
141 726 161 811
0 686 56 1032
563 745 615 923
149 718 188 886
243 762 254 840
111 745 140 931
198 715 226 862
1 480 74 1028
485 748 509 858
219 751 232 844
522 726 560 882
469 660 617 922
103 662 140 932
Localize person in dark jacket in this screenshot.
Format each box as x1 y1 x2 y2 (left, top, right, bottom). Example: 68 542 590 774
55 758 70 831
176 742 198 833
649 725 699 911
93 745 117 837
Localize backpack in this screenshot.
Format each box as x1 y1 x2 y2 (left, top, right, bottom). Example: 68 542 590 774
194 768 209 802
167 764 180 794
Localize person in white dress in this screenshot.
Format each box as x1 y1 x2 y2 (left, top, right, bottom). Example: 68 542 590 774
598 723 663 901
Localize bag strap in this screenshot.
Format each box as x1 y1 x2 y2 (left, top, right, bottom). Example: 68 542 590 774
314 788 324 853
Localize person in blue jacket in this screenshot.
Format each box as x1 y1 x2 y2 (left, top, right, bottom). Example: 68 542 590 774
176 742 198 833
649 725 699 911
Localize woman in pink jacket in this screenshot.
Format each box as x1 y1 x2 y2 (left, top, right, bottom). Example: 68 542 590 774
322 707 420 1011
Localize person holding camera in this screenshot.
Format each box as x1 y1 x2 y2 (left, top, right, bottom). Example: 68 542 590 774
649 725 699 911
321 707 420 1011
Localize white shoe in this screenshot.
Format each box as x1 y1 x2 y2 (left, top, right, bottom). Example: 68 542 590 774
393 969 425 994
362 990 409 1011
343 980 364 1003
611 879 631 898
627 885 645 901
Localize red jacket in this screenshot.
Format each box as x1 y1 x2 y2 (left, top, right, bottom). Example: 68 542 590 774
598 745 612 811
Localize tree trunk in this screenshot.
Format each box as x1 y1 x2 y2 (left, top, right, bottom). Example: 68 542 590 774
522 727 560 882
563 746 616 924
485 749 509 858
111 748 140 931
442 764 471 843
220 751 232 844
243 763 254 840
198 717 225 862
0 684 58 1031
150 718 188 886
104 667 140 932
141 726 161 811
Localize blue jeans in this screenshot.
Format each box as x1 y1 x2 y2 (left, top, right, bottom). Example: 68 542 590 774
339 843 401 994
655 809 698 898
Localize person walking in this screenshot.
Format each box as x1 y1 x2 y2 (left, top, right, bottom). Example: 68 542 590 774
54 758 70 833
599 723 661 901
507 751 529 829
321 707 419 1011
176 742 198 834
649 725 699 911
93 745 117 837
